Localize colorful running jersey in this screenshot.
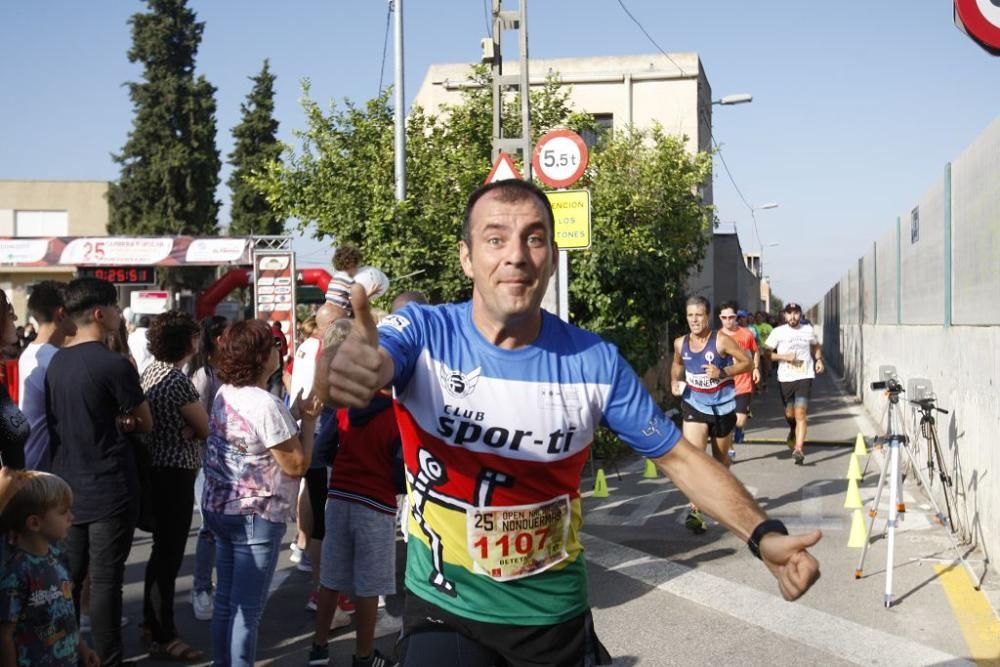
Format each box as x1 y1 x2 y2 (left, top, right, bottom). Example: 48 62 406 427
378 301 681 626
681 331 736 415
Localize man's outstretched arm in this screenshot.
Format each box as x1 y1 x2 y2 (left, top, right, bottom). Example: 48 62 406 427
653 438 822 600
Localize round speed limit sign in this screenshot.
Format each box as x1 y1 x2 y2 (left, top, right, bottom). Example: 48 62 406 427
532 129 589 189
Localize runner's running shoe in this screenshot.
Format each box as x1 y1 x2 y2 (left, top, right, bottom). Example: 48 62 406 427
685 509 707 534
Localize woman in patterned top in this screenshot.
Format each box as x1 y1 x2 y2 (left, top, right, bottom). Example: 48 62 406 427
201 319 321 667
139 311 209 661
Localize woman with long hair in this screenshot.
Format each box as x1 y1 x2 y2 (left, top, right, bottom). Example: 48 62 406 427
187 315 228 622
202 319 320 666
139 311 209 661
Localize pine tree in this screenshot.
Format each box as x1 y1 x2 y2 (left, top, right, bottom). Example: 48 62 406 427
108 0 220 237
227 60 283 236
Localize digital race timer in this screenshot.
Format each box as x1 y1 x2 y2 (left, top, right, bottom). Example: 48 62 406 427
78 266 158 285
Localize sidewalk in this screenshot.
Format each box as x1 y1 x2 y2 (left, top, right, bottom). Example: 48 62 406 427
575 368 999 665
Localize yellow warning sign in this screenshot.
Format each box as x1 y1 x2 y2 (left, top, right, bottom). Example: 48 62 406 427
546 190 591 250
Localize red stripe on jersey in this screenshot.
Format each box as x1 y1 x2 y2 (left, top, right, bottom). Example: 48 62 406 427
394 402 590 506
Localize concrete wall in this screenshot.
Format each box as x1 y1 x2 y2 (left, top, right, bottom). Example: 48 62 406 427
817 114 1000 575
951 115 1000 325
835 325 1000 570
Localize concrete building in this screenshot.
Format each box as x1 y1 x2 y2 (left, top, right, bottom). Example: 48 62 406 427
414 53 759 312
0 180 109 317
414 53 712 187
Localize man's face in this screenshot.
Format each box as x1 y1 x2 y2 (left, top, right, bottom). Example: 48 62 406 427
97 302 121 334
786 310 801 327
687 304 709 335
719 308 738 332
460 192 556 327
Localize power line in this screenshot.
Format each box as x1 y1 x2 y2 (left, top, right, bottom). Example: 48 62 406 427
613 0 767 254
614 0 689 76
378 1 393 95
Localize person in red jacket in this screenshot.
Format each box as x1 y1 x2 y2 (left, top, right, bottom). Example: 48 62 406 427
309 390 401 667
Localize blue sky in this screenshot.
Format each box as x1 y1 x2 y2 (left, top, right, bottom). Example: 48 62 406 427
2 1 998 307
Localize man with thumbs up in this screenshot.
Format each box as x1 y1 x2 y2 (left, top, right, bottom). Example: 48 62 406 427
322 179 821 667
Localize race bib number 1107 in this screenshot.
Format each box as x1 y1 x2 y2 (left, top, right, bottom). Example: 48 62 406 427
467 495 572 581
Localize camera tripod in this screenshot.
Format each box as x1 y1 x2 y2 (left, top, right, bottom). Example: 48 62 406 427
854 384 979 607
911 397 955 531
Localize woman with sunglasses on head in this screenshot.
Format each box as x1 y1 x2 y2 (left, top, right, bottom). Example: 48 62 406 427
201 319 321 666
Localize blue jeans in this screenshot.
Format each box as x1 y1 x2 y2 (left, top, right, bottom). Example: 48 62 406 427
203 512 285 667
193 469 215 594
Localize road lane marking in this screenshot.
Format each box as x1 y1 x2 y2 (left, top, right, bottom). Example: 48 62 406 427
581 532 972 666
935 564 1000 665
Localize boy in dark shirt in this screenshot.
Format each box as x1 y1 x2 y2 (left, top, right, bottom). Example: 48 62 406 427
45 278 153 667
0 471 99 667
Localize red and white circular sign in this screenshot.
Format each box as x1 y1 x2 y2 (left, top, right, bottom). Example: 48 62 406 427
532 129 589 189
956 0 1000 51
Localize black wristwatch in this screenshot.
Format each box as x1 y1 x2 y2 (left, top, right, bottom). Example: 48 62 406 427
748 519 789 560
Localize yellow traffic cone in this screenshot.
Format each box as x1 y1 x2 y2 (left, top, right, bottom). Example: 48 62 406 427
846 454 863 481
643 459 658 479
854 433 867 456
844 478 863 509
593 469 609 498
848 509 868 548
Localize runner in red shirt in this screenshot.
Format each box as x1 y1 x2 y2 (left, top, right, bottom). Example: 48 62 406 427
718 302 760 457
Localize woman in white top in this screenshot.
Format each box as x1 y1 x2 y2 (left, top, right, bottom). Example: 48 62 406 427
201 319 321 667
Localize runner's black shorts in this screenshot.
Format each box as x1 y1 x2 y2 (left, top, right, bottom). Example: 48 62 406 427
734 393 752 414
305 467 328 540
779 379 813 408
681 401 737 438
399 592 612 667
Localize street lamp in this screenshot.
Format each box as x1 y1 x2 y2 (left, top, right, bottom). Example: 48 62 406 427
754 202 779 210
712 93 753 106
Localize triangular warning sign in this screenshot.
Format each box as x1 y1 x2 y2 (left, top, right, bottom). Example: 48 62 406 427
484 151 523 184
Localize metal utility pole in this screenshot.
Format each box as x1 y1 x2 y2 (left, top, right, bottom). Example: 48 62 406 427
490 0 531 178
393 0 406 201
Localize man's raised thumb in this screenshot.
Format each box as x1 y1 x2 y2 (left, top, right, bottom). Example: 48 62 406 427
350 281 378 347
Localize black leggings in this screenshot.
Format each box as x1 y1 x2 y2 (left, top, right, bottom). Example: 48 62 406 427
142 467 197 643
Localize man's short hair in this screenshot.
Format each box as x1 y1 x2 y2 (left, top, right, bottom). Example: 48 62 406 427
63 278 119 322
27 281 66 324
718 300 739 315
685 296 711 314
1 471 73 534
391 290 428 313
462 179 555 246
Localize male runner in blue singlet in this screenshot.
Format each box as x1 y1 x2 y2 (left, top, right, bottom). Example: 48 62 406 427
671 297 752 532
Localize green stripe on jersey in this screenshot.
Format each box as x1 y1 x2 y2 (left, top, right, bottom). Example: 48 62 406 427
404 538 589 626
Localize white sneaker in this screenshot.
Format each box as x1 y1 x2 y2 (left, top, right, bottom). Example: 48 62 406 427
290 542 305 564
192 590 214 621
330 606 352 631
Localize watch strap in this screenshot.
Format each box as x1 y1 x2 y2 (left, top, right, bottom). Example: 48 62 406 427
748 519 789 560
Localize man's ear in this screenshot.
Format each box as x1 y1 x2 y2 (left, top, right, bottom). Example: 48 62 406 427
550 240 559 277
459 240 474 280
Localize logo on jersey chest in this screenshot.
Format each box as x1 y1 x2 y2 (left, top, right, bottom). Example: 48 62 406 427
439 364 482 398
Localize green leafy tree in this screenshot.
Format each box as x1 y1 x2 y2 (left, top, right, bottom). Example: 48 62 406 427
228 59 282 236
108 0 220 242
254 68 713 377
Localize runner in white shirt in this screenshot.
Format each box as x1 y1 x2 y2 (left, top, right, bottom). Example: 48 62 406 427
764 303 824 465
18 281 74 470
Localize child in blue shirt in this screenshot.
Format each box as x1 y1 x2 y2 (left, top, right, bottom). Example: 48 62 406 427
0 471 98 667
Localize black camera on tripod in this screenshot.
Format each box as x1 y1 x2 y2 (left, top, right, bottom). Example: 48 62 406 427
870 377 903 393
869 365 903 394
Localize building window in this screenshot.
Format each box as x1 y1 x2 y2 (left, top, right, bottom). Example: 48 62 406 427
15 210 68 237
579 114 613 150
